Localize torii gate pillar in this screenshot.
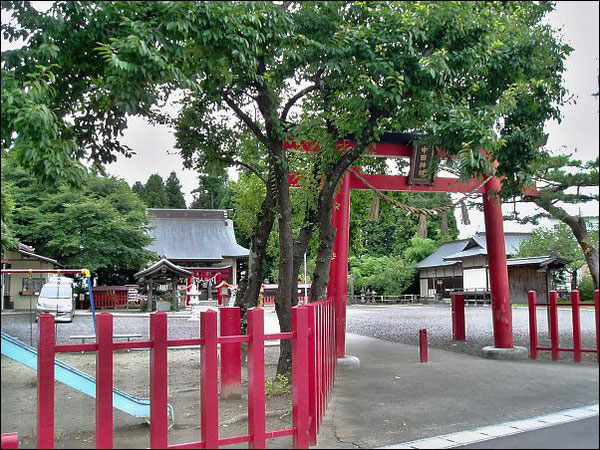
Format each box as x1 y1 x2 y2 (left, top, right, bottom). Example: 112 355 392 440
482 176 514 348
327 171 351 358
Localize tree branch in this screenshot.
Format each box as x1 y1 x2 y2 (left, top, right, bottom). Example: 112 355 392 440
280 84 318 122
223 95 271 149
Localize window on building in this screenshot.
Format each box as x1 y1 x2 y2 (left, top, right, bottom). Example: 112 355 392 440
22 277 45 295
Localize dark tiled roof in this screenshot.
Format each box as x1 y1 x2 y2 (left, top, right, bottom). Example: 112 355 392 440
146 209 249 261
416 240 469 268
417 232 532 269
134 258 193 279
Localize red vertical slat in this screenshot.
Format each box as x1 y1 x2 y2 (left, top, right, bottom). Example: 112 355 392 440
451 293 466 341
1 432 19 449
595 289 599 362
292 306 310 448
150 312 168 448
306 304 317 445
219 307 242 399
37 314 55 449
247 308 266 449
200 310 219 448
549 291 560 361
96 313 114 449
527 291 538 360
317 304 323 430
571 291 582 363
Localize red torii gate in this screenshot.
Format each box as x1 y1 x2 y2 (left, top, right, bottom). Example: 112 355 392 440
287 133 538 359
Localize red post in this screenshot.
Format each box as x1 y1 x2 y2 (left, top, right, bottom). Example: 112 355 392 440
482 176 514 348
0 433 19 449
571 291 582 363
37 314 55 449
419 329 429 363
306 304 318 445
219 307 242 399
527 291 538 360
595 289 599 363
149 312 168 448
292 306 310 448
200 310 219 448
96 313 114 449
549 291 560 361
328 171 351 358
247 308 266 449
451 293 466 341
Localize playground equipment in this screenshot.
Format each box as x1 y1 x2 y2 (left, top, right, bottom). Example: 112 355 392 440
0 331 175 423
527 289 599 362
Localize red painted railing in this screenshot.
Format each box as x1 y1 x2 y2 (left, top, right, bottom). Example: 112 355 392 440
528 289 599 363
262 295 309 306
91 286 135 309
34 299 337 449
0 433 19 449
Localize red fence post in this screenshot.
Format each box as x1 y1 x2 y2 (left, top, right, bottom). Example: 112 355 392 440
527 291 538 360
549 291 560 361
37 314 55 449
247 308 266 449
595 289 599 363
0 433 19 449
419 329 429 363
150 312 168 449
219 307 242 399
306 304 317 445
96 313 114 449
292 306 310 449
571 291 582 363
200 310 219 448
451 293 466 341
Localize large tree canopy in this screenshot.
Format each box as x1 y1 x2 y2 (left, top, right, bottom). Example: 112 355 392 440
2 157 156 284
2 1 572 373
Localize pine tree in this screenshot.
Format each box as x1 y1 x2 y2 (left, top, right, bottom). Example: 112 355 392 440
165 171 187 208
131 181 145 201
143 174 168 208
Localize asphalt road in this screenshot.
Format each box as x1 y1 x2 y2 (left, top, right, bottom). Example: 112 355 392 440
345 304 599 362
456 416 599 449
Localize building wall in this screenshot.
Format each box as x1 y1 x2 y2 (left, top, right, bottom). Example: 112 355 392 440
1 250 58 310
508 266 548 304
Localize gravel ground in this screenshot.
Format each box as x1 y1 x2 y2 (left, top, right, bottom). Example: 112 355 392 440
346 303 599 363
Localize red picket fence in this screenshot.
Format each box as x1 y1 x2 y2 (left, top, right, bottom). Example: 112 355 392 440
91 286 135 309
528 289 599 362
0 433 19 449
32 298 337 449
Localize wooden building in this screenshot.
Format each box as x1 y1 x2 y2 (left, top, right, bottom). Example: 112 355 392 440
416 233 569 304
1 243 62 310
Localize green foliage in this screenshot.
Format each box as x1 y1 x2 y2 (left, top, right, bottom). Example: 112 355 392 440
131 181 145 201
190 173 232 210
3 159 156 284
517 223 598 273
579 274 595 302
165 171 187 209
1 157 18 251
265 373 291 398
143 174 169 208
349 255 417 296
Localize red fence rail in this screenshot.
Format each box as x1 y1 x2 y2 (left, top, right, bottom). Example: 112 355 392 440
0 433 19 449
32 299 337 449
91 286 138 309
527 289 599 363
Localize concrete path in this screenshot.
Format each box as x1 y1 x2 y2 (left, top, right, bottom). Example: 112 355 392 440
315 333 599 449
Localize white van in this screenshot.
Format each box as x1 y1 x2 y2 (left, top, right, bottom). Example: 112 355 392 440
36 276 75 322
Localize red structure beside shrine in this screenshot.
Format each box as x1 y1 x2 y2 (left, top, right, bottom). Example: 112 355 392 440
289 133 538 358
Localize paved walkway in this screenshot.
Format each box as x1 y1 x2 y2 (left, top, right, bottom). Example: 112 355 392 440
315 333 599 449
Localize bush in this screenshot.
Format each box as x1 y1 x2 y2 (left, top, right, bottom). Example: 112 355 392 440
265 374 291 398
579 274 596 302
349 255 416 296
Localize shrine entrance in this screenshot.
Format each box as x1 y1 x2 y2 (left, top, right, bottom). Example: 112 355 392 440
291 133 538 359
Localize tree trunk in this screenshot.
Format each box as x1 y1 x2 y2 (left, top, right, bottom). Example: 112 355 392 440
234 169 276 333
272 142 295 376
291 210 316 306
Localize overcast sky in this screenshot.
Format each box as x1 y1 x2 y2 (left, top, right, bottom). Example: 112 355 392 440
3 1 599 238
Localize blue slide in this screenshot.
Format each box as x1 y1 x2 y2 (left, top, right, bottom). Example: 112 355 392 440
1 332 174 423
